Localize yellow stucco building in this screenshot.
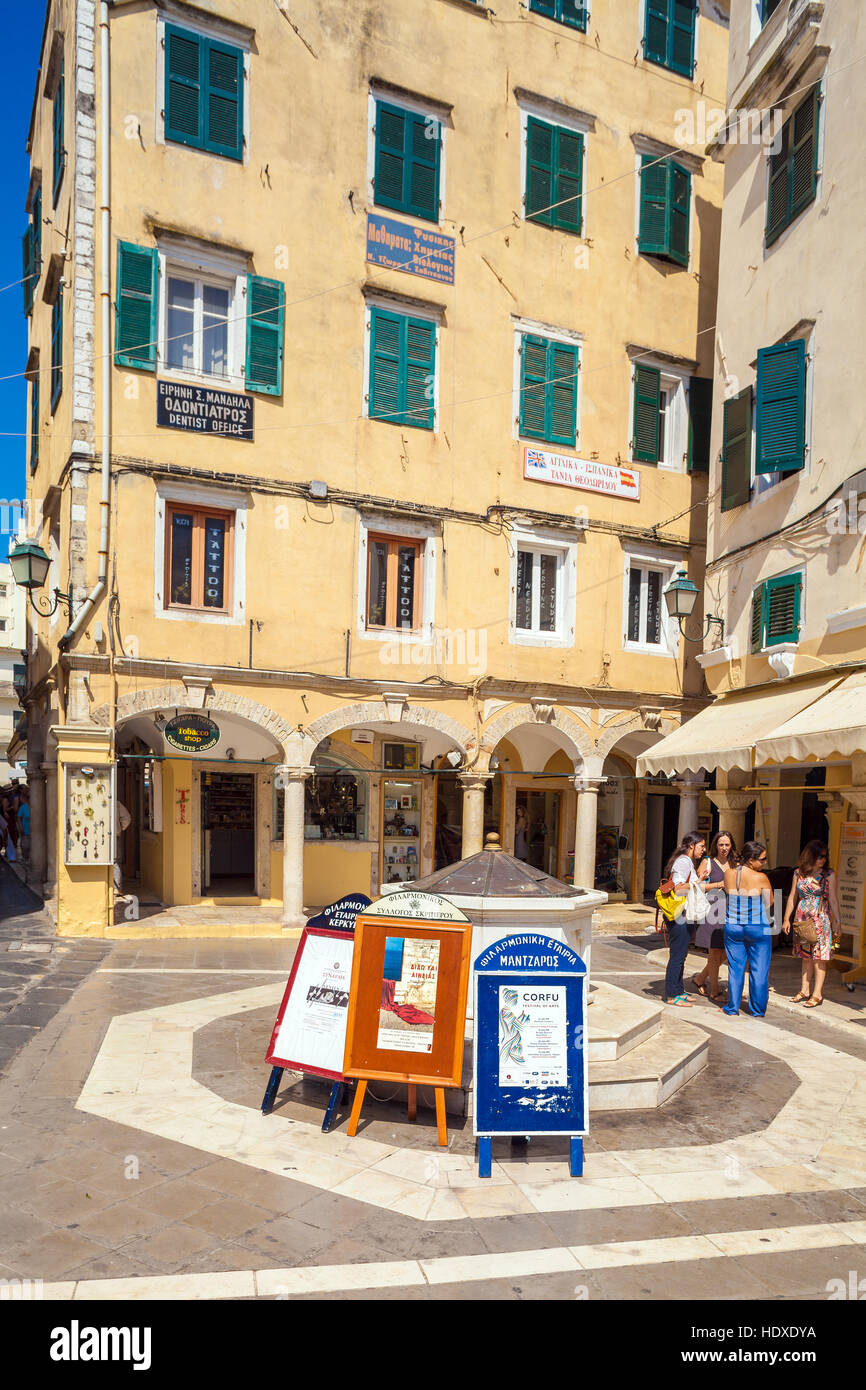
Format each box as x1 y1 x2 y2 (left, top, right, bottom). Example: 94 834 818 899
19 0 730 936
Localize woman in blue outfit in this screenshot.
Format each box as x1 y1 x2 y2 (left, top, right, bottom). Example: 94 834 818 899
722 840 773 1017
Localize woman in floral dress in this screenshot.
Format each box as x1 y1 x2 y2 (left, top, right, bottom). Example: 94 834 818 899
782 840 841 1008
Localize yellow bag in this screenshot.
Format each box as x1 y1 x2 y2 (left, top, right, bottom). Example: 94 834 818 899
655 886 687 922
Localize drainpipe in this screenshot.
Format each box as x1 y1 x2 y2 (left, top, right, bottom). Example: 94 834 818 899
59 0 111 649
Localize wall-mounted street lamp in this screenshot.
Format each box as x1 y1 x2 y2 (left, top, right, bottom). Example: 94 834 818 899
663 569 725 643
8 540 75 621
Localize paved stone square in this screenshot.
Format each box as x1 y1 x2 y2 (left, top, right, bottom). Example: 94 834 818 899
2 865 866 1299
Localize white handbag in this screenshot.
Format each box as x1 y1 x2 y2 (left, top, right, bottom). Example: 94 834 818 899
685 880 710 923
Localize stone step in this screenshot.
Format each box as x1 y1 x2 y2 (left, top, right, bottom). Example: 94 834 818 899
588 980 662 1061
588 1014 709 1112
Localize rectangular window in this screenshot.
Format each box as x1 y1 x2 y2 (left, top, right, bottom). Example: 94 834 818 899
644 0 697 77
519 334 579 446
631 363 690 467
51 289 63 412
721 385 753 510
756 339 806 474
366 535 423 631
761 0 784 24
766 88 820 246
30 368 40 473
528 0 588 30
373 100 441 223
638 155 690 266
526 117 584 234
22 190 42 317
751 573 803 651
164 24 244 161
52 60 65 204
626 564 666 648
368 306 437 431
516 548 561 637
166 275 230 377
164 503 233 612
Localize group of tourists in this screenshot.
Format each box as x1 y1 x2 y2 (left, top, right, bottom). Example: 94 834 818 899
659 831 841 1017
0 783 30 865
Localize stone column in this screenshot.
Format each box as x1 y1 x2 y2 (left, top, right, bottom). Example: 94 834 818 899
26 765 46 888
279 767 313 931
459 772 491 858
674 774 707 842
844 790 866 823
705 790 756 853
572 777 605 891
42 759 58 909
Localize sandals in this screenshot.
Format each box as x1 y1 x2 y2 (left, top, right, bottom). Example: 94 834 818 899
803 997 823 1008
667 994 694 1008
691 977 708 997
709 992 727 1003
792 991 811 1004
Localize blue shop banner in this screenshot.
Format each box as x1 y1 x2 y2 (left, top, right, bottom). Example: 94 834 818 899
366 212 455 285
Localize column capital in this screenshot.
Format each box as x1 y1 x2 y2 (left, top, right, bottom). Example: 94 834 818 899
458 771 492 792
706 790 755 814
673 778 709 795
276 765 314 784
844 790 866 819
571 776 605 795
817 790 847 814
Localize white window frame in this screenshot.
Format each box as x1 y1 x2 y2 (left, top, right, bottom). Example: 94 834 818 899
156 237 247 390
518 96 591 239
154 480 248 626
622 549 684 657
366 85 448 227
362 294 442 433
751 563 805 653
512 315 584 446
629 354 690 471
356 513 437 645
155 8 251 165
508 523 577 649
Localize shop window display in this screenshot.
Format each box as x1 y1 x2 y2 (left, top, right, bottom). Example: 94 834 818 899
274 757 368 841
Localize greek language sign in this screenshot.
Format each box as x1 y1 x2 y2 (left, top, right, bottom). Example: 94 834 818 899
265 928 356 1082
524 447 641 501
836 822 866 934
157 380 254 440
164 715 220 753
366 212 455 285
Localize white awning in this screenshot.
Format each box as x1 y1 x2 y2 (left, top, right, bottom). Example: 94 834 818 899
636 675 845 777
754 670 866 764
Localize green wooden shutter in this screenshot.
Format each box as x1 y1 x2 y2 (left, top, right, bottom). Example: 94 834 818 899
756 340 805 473
165 25 202 149
30 372 39 473
721 385 752 510
528 0 557 16
559 0 589 31
404 317 436 431
668 162 691 266
369 308 404 424
51 289 63 411
765 573 802 646
52 60 65 203
245 275 284 395
638 156 669 256
205 39 243 160
670 0 697 76
791 88 819 220
526 117 554 226
520 336 550 439
407 111 440 222
555 129 584 233
22 227 34 317
750 584 765 652
633 364 661 463
115 242 158 370
766 114 790 245
645 0 669 65
374 102 407 210
687 377 712 473
549 342 578 445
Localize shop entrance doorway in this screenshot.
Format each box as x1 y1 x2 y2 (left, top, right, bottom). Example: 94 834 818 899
201 771 256 896
515 789 562 877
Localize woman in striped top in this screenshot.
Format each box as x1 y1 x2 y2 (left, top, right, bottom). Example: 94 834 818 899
721 840 774 1018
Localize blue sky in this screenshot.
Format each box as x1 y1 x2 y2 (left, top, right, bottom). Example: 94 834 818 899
1 7 48 560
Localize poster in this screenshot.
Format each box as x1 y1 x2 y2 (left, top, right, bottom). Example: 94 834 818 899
376 936 440 1053
266 929 355 1079
65 766 113 866
497 983 568 1089
836 822 866 934
524 446 641 500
